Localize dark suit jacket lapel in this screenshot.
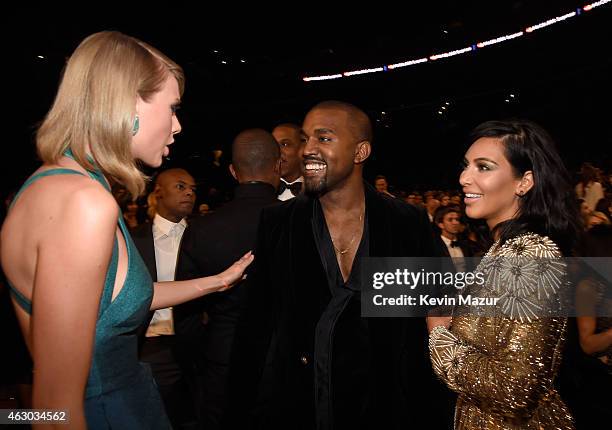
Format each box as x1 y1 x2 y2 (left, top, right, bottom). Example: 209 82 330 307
132 223 157 282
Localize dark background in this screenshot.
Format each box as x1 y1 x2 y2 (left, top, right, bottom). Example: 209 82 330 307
5 1 612 200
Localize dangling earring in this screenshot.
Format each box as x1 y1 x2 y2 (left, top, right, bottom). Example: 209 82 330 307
132 115 140 136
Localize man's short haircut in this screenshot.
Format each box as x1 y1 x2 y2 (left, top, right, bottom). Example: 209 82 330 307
154 168 193 187
434 205 462 225
232 128 280 177
310 100 373 143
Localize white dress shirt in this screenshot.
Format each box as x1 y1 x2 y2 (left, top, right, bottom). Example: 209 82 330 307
278 176 304 201
441 234 466 273
145 214 187 337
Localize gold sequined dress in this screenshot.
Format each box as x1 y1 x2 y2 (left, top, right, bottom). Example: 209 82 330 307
429 233 574 429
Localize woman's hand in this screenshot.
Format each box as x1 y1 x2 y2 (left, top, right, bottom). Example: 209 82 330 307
427 316 452 333
216 251 254 292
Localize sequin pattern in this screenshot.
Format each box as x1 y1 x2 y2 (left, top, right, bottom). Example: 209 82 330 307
429 233 575 429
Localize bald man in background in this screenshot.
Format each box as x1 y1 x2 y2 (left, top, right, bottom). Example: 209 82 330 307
132 168 197 430
175 129 281 429
273 123 304 201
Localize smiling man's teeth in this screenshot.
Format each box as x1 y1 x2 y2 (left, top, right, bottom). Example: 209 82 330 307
465 193 482 198
305 163 326 171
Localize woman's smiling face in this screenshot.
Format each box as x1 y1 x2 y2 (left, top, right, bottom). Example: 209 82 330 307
460 137 525 229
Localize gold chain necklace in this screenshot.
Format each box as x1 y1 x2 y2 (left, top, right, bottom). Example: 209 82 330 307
331 212 364 255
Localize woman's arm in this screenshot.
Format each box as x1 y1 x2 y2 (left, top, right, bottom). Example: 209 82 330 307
429 317 567 419
577 316 612 356
429 234 569 420
150 251 253 310
31 186 117 429
575 279 612 355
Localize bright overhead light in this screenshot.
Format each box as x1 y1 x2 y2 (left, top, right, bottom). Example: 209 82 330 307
302 4 606 82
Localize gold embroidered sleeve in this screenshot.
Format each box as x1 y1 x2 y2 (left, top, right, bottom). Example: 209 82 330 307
429 234 568 419
430 318 566 418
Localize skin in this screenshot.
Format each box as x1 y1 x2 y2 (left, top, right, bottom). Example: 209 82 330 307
131 76 182 168
437 212 461 241
375 178 394 197
273 125 303 183
375 178 388 193
450 195 462 206
0 75 252 427
154 169 196 223
425 196 440 217
428 137 533 332
576 280 612 364
301 106 371 282
459 137 532 231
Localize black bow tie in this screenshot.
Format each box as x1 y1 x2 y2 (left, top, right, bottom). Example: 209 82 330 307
278 180 302 197
450 240 460 248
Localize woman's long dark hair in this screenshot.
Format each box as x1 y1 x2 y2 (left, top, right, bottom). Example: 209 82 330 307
469 119 581 255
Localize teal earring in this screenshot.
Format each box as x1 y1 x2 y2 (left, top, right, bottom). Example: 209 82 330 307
132 115 140 136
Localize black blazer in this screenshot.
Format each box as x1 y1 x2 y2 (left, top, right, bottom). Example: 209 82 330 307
434 233 472 257
174 182 279 364
232 183 454 430
131 222 157 282
131 221 168 348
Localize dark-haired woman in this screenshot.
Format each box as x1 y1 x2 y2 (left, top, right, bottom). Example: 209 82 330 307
428 120 581 429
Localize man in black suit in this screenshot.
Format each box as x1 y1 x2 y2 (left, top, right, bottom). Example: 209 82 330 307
272 123 304 201
131 168 197 429
432 205 475 272
232 101 450 430
175 129 281 430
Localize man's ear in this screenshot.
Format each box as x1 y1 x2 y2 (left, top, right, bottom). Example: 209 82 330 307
229 164 238 181
153 183 162 198
355 141 371 164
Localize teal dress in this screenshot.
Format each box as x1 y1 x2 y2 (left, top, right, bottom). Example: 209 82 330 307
8 162 172 429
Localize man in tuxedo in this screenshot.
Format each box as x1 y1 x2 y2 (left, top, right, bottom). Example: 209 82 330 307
232 101 450 430
374 174 395 198
272 123 304 200
175 129 281 429
433 205 473 272
131 168 197 429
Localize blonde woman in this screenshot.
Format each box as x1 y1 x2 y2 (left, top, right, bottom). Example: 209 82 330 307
0 31 252 429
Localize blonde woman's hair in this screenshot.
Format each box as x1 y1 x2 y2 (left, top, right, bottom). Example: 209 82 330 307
36 31 185 199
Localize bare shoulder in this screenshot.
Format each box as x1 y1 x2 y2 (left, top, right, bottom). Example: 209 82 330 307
16 172 120 241
61 180 118 220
